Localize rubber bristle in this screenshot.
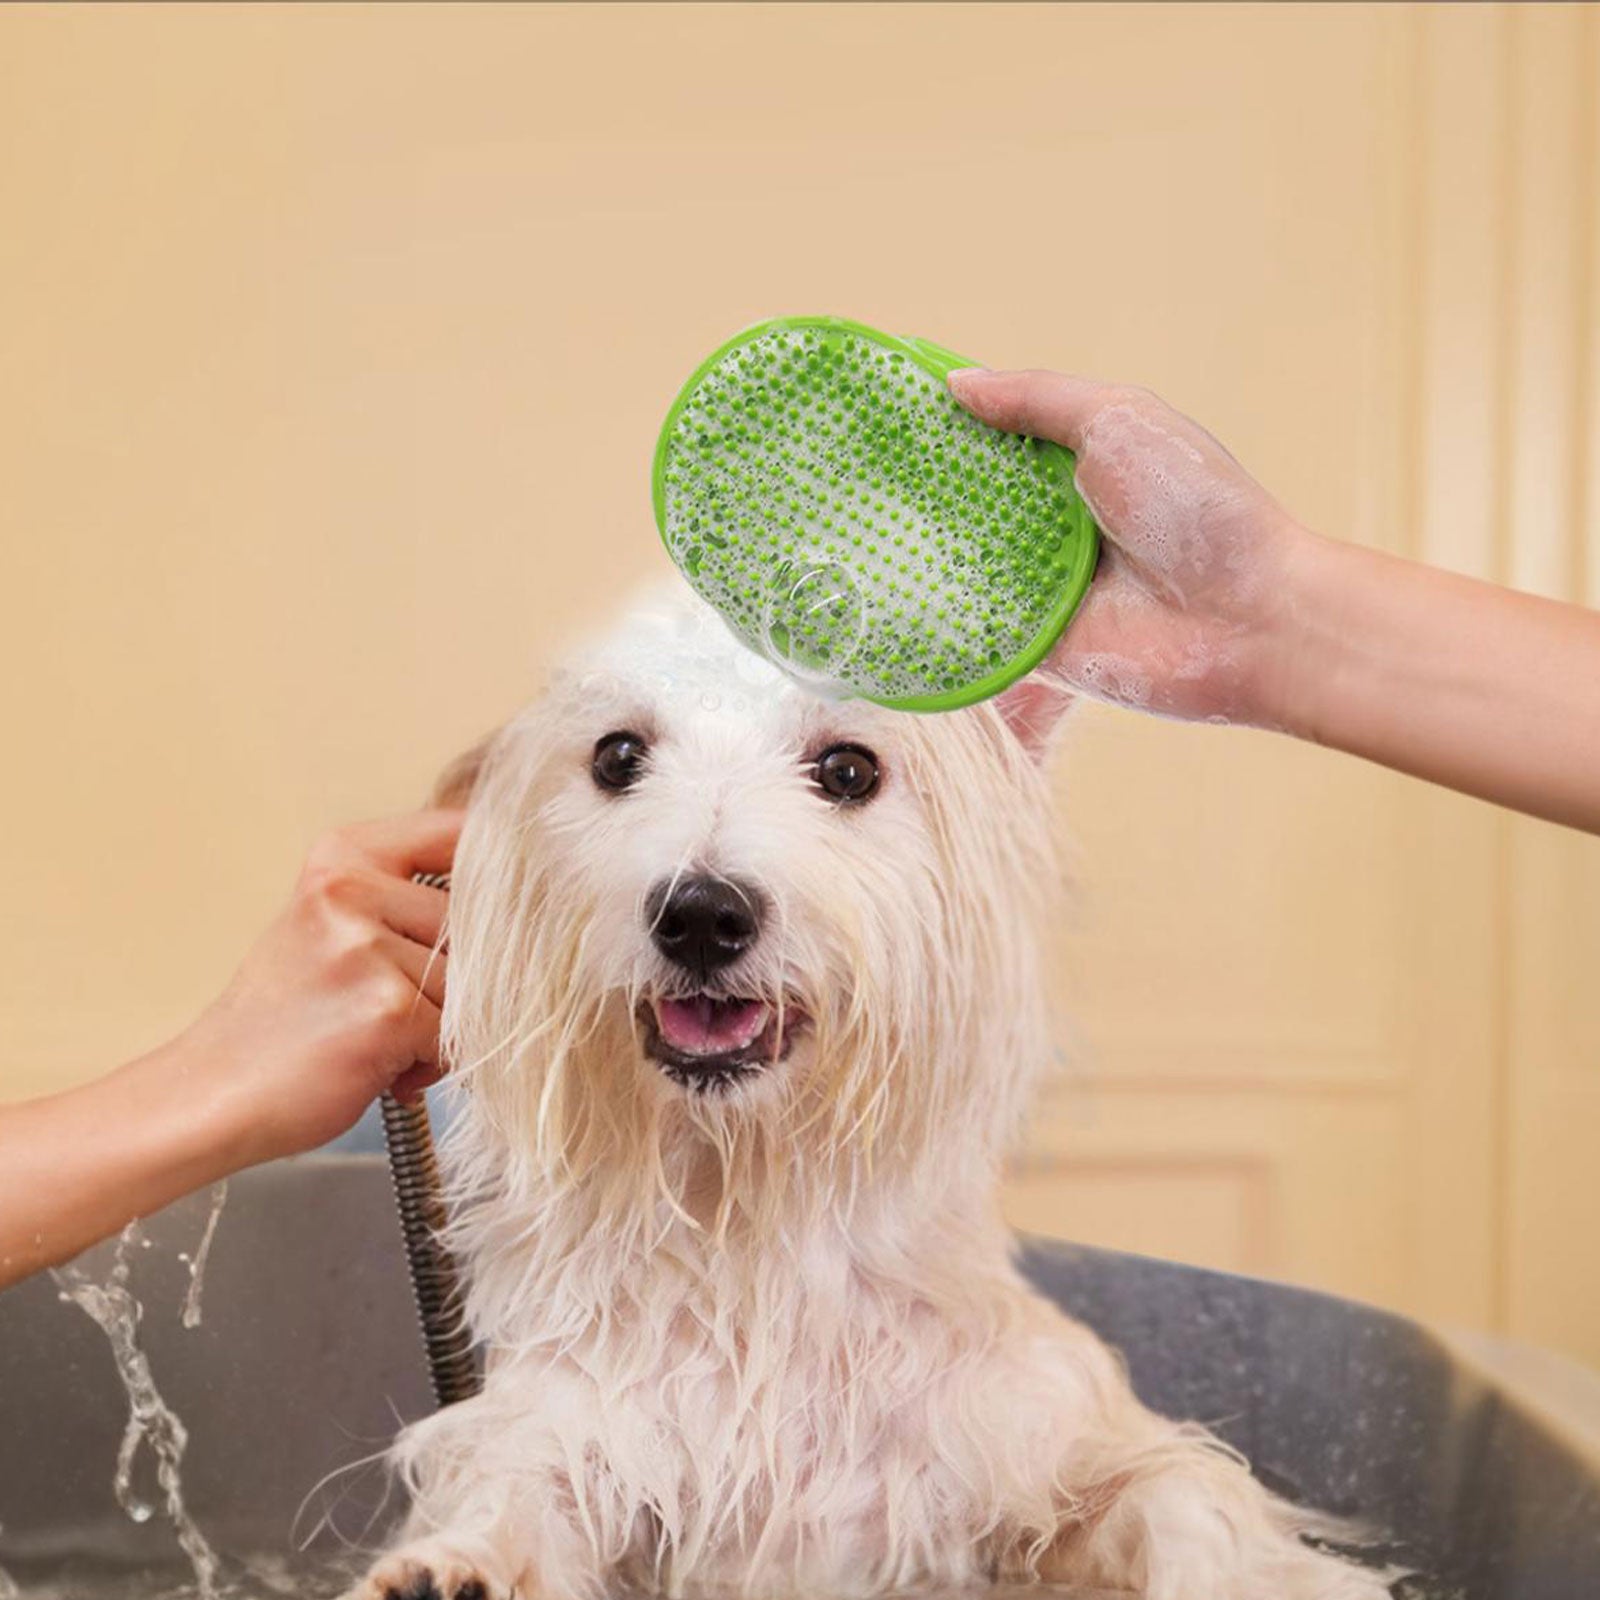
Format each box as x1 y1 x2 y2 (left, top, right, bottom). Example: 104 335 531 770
657 323 1092 707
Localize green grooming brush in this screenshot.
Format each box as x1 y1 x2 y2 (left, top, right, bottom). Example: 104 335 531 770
652 316 1099 711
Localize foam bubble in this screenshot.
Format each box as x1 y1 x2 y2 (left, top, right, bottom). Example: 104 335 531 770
1067 651 1154 708
759 561 867 688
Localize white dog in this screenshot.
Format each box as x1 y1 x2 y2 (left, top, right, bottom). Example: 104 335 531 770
353 595 1386 1600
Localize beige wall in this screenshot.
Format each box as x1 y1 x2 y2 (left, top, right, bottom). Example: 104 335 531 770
2 5 1598 1361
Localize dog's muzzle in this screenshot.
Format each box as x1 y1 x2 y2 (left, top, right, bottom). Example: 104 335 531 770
640 875 804 1091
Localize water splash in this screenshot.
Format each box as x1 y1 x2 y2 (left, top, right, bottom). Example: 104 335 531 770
178 1182 228 1331
50 1224 222 1600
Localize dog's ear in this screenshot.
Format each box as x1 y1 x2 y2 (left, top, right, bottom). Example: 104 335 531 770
994 673 1077 761
431 728 501 808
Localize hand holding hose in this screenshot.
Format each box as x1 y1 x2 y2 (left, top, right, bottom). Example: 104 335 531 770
0 809 461 1289
186 810 459 1164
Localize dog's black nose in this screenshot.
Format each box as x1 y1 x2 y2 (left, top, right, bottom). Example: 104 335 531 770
647 875 762 978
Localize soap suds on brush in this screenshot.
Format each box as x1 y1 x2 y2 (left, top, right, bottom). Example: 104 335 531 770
660 323 1097 705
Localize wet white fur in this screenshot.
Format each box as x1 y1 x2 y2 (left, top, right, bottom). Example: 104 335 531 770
358 594 1386 1600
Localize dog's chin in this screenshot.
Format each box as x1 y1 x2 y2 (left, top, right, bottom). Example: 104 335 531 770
636 994 807 1094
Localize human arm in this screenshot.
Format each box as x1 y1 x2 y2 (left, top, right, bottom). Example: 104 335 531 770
949 368 1600 834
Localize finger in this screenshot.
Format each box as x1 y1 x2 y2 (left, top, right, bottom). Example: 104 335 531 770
1043 559 1189 715
398 991 444 1070
383 931 448 1009
946 368 1114 451
368 874 450 948
305 866 448 946
339 808 465 877
390 1061 442 1106
1044 549 1143 674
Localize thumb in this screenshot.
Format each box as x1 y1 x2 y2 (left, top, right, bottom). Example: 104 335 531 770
946 368 1112 450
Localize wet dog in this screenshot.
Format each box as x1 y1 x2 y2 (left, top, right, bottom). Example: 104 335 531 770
352 595 1385 1600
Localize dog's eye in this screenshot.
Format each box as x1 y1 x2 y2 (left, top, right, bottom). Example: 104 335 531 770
592 730 649 792
812 743 880 805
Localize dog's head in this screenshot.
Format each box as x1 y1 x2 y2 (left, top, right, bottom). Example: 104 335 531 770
440 593 1071 1223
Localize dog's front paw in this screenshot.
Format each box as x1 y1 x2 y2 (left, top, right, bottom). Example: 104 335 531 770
349 1540 502 1600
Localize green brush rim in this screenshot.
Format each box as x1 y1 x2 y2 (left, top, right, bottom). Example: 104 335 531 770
652 315 1100 712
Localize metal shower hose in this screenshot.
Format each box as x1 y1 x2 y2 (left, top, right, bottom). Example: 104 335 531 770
379 870 480 1408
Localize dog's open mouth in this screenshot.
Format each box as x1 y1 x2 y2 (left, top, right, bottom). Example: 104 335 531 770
637 995 806 1091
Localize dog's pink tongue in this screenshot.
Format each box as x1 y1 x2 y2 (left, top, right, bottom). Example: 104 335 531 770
656 996 767 1056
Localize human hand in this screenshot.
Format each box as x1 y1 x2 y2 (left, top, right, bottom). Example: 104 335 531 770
948 369 1307 727
176 809 462 1165
0 809 464 1287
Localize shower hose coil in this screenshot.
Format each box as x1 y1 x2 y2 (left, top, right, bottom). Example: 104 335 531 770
380 870 480 1409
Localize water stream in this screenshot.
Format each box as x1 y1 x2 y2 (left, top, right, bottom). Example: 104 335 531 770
17 1179 369 1597
179 1182 228 1331
49 1199 227 1600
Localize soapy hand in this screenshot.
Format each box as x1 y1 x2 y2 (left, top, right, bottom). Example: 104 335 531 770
947 370 1302 726
950 366 1600 834
183 809 461 1165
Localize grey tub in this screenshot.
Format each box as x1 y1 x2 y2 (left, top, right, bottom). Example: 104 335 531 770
1 1159 1597 1597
